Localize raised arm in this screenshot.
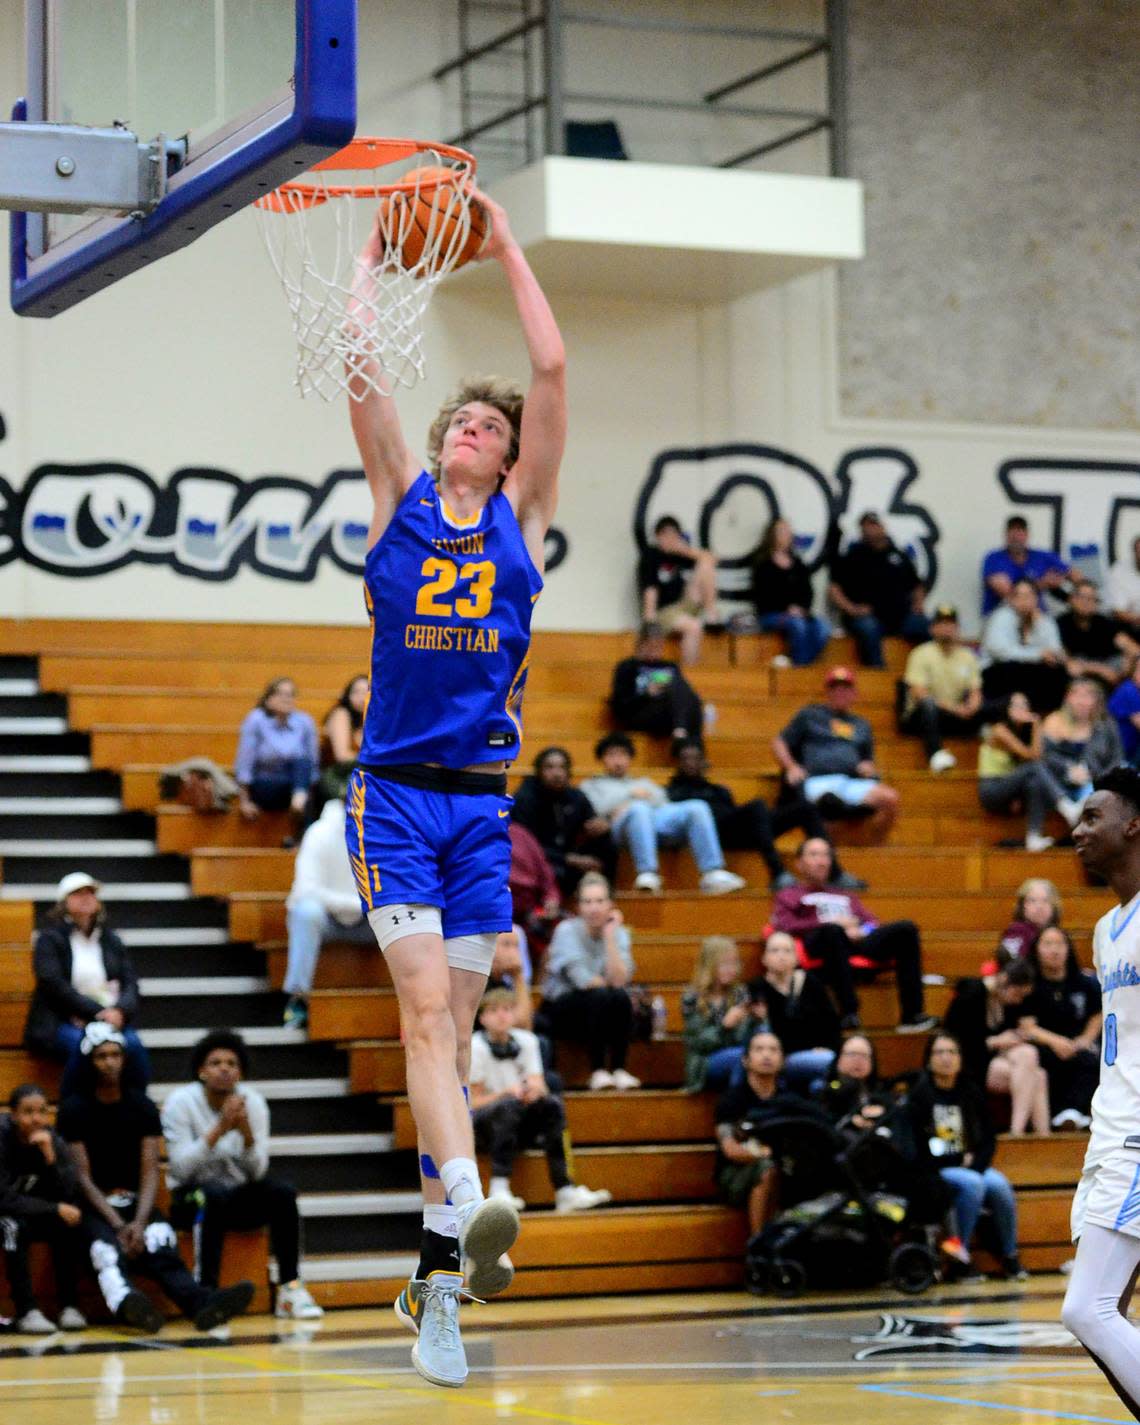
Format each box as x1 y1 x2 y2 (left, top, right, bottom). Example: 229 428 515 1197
477 194 566 567
343 223 421 548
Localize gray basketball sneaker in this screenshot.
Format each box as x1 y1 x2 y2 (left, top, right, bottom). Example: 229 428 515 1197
410 1270 468 1388
457 1196 519 1298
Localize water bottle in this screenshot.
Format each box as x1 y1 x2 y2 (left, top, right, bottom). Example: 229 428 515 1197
651 995 668 1041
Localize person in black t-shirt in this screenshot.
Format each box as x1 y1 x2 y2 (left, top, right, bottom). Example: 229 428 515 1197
1021 925 1103 1129
828 512 930 667
510 746 617 895
749 515 830 666
0 1083 86 1333
611 624 705 751
1058 580 1134 688
57 1025 253 1334
637 515 718 664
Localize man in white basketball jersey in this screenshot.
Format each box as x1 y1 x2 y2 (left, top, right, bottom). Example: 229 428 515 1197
1064 767 1140 1419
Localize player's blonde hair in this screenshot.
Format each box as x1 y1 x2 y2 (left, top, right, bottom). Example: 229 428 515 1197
426 376 524 480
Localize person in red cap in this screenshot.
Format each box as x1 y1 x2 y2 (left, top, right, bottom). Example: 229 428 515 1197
772 667 900 840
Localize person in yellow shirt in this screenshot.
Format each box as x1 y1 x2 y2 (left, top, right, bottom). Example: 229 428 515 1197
900 605 984 772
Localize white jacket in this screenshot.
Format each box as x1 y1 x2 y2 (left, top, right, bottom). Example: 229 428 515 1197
286 799 362 925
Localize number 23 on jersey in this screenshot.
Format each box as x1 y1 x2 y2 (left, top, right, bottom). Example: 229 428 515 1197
415 557 497 619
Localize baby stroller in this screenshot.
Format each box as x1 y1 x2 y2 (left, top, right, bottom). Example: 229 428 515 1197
743 1113 939 1297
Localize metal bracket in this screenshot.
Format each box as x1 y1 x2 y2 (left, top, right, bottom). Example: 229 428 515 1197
0 122 186 215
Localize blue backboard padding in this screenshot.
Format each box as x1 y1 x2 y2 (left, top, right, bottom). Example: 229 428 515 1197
10 0 357 317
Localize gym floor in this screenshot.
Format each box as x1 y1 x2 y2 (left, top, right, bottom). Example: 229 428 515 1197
0 1275 1118 1425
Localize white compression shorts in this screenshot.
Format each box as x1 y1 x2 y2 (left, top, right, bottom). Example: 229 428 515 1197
367 905 497 975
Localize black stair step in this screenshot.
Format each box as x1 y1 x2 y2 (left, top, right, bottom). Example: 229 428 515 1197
0 812 154 839
1 852 187 884
302 1213 421 1255
0 693 67 718
139 993 284 1030
148 1042 347 1082
48 899 228 930
131 945 265 978
269 1095 389 1136
276 1145 416 1194
0 732 89 756
0 657 38 680
0 771 120 798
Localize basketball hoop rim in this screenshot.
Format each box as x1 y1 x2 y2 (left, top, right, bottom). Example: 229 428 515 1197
254 136 478 213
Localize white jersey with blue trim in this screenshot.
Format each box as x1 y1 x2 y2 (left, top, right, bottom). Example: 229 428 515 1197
1086 889 1140 1171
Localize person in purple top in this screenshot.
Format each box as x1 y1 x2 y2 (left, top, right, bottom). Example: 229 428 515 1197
981 515 1070 616
235 678 319 823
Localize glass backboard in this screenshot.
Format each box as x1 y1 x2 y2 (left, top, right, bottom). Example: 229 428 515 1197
10 0 356 316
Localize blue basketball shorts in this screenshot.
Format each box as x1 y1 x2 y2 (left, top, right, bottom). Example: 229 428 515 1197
345 767 513 940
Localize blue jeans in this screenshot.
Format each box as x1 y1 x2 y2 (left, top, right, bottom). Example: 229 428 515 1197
727 1047 834 1096
614 799 725 875
250 756 315 810
758 612 830 667
284 896 375 996
844 610 931 668
56 1023 152 1097
704 1045 746 1092
940 1164 1018 1258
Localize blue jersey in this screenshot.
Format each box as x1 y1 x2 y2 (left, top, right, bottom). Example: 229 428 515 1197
358 471 542 768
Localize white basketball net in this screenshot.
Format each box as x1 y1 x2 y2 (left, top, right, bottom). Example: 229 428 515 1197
254 142 481 402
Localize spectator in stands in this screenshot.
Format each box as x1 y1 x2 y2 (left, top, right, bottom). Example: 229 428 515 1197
1057 582 1134 688
637 515 719 665
470 989 611 1214
1041 679 1123 825
681 937 752 1092
580 733 745 895
58 1026 254 1333
1108 658 1140 767
749 515 829 667
511 746 617 896
998 878 1063 962
24 872 151 1094
747 931 841 1093
668 739 860 892
1106 534 1140 635
828 511 929 668
900 605 984 772
1022 927 1102 1130
162 1030 323 1321
714 1030 826 1234
507 821 563 945
772 667 900 840
282 795 374 1030
770 837 936 1033
610 622 705 750
819 1035 892 1133
977 693 1083 852
906 1033 1027 1280
0 1083 86 1334
942 959 1050 1135
486 927 534 1030
317 674 368 805
981 514 1069 616
538 874 639 1091
980 578 1067 712
235 677 318 825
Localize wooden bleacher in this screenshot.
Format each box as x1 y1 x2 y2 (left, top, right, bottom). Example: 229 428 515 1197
0 618 1103 1301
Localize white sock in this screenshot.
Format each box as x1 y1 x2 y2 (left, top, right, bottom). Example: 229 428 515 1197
440 1156 483 1208
489 1176 512 1198
422 1202 458 1239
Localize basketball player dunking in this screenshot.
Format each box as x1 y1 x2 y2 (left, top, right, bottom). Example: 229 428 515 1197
342 190 565 1388
1064 767 1140 1419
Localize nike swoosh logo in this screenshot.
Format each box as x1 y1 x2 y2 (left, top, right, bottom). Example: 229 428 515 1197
498 809 510 817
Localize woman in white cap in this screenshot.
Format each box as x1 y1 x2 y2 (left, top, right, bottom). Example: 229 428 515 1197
23 872 150 1094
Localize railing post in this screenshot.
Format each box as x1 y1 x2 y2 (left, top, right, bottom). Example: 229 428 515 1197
825 0 849 177
542 0 566 156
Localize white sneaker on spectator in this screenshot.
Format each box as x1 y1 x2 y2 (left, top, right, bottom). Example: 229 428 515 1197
611 1068 641 1091
634 871 663 893
700 869 746 895
589 1068 616 1090
555 1184 613 1212
771 654 792 668
489 1178 527 1213
1058 796 1083 827
1052 1108 1092 1131
275 1281 324 1320
16 1309 57 1335
929 749 957 773
57 1306 87 1331
1025 832 1054 852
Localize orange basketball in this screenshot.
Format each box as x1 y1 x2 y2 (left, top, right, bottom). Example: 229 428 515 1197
378 166 488 273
